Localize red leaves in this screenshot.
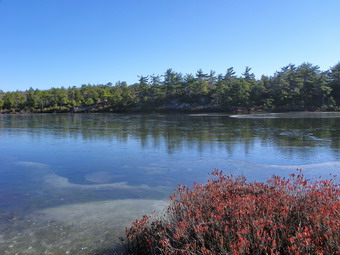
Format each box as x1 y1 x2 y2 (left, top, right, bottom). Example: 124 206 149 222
125 170 340 254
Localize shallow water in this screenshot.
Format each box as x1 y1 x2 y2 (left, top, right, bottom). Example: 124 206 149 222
0 113 340 254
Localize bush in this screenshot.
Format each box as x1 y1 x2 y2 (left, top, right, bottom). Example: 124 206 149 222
124 170 339 255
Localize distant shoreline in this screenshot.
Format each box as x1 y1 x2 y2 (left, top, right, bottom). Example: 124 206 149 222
1 106 339 115
1 62 340 116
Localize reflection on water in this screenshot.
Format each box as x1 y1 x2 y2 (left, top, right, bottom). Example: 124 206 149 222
0 113 340 254
2 113 340 152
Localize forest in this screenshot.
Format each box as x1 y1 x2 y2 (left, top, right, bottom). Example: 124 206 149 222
0 62 340 113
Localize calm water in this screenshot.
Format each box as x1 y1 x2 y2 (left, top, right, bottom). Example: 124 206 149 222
1 113 340 254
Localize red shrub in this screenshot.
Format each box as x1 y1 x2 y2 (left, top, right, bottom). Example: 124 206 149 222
124 170 340 254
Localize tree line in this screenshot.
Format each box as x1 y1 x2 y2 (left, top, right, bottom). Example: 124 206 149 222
0 62 340 113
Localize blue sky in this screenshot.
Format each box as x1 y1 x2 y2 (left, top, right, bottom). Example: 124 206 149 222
0 0 339 92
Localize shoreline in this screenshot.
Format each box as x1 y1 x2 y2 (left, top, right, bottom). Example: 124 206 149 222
1 105 339 115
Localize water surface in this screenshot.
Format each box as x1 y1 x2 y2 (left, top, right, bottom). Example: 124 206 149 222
1 113 339 254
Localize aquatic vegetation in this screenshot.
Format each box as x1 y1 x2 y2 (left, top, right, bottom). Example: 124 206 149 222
124 170 339 254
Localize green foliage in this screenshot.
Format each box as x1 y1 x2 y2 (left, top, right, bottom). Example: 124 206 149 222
329 62 340 105
1 61 340 113
85 98 94 105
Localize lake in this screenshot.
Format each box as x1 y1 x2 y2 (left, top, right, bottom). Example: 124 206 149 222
1 112 340 254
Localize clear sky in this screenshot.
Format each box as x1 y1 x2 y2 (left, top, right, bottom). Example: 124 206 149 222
0 0 339 92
